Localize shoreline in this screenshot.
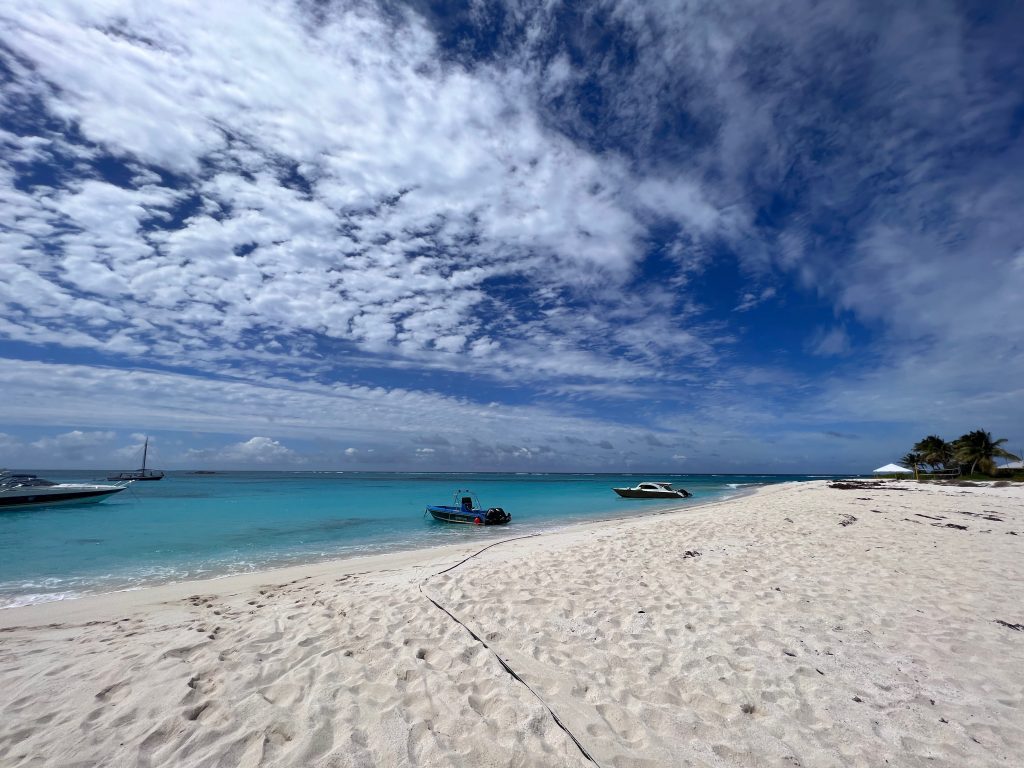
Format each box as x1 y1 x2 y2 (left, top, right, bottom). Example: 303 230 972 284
0 482 765 629
0 482 763 616
3 479 1021 767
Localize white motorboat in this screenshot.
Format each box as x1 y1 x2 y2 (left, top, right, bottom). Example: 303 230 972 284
0 471 128 510
612 481 692 499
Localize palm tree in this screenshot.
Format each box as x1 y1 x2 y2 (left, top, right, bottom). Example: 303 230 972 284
953 430 1021 476
912 435 953 469
899 451 925 479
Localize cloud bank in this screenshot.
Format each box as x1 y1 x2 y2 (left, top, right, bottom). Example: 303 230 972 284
1 0 1021 469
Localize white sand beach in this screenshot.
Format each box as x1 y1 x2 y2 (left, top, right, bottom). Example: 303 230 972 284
1 480 1022 767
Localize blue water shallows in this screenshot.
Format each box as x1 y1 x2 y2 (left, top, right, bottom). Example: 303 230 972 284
0 472 840 608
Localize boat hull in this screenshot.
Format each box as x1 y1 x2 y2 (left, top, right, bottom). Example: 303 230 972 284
107 472 163 481
426 506 511 525
0 486 126 510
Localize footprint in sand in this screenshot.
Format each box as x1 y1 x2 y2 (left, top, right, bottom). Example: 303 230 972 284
94 680 130 703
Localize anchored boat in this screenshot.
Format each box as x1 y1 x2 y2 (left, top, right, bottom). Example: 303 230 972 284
426 489 511 526
612 481 692 499
107 436 164 481
1 471 128 510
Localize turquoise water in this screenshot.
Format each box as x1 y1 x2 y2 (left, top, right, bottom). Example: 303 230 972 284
0 472 843 608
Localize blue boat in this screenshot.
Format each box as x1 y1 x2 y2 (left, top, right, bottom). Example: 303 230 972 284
426 489 511 526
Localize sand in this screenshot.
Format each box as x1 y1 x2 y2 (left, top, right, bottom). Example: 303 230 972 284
1 480 1022 767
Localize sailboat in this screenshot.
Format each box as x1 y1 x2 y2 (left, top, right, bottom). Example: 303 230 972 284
107 437 165 481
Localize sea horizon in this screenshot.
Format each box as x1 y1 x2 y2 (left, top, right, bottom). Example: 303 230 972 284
7 469 860 476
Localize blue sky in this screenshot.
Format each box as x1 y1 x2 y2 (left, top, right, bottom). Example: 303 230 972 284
1 0 1022 472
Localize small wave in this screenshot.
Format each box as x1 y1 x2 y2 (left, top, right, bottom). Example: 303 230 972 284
0 591 86 609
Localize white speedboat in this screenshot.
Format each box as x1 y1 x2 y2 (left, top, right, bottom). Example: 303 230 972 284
613 481 692 499
0 471 128 510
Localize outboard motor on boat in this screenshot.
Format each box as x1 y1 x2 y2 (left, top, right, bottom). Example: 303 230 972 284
485 507 511 524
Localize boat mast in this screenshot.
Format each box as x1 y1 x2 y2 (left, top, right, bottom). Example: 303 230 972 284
141 437 148 472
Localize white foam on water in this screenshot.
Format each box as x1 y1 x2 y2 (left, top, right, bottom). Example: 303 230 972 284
1 591 86 609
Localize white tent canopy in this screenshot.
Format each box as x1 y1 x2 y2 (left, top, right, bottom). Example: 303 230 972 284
997 460 1024 470
873 463 914 474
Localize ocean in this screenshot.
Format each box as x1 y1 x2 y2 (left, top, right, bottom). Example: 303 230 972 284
0 471 844 608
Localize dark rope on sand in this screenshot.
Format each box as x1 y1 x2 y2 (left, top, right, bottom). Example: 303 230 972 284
432 533 538 576
419 533 603 767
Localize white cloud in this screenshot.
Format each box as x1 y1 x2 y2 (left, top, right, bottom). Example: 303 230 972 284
220 436 300 464
112 435 156 462
808 326 851 357
734 286 776 312
564 0 1024 436
0 0 726 393
0 0 1020 471
29 429 115 460
0 359 745 469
